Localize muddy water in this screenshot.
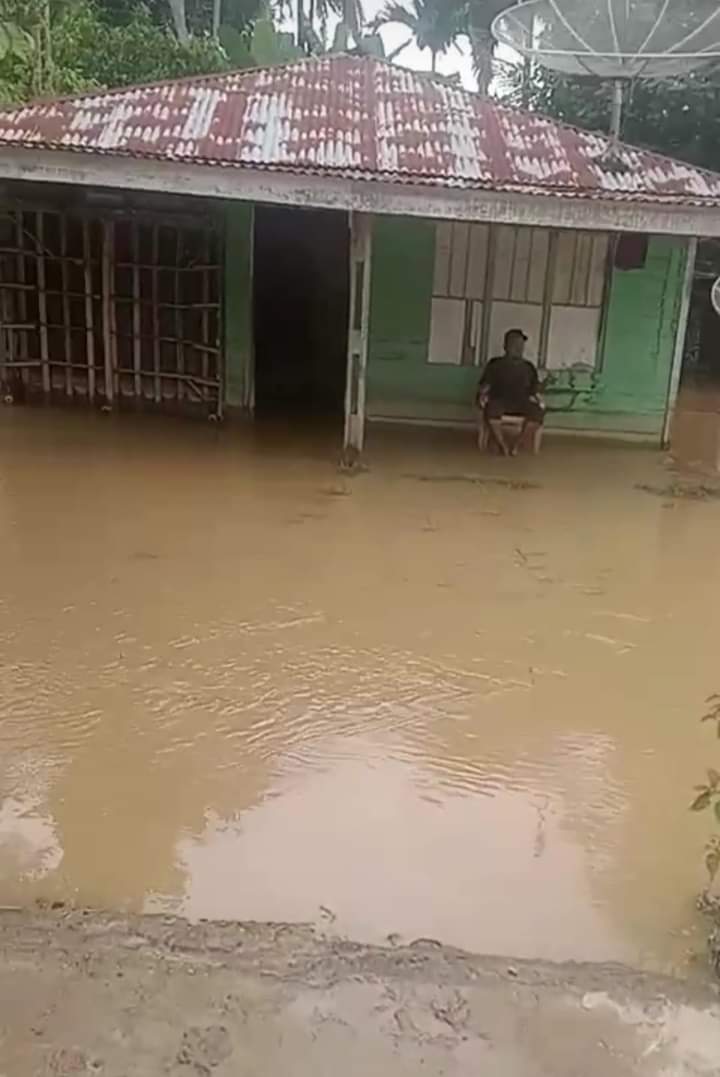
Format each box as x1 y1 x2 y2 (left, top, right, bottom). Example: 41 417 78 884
1 409 720 974
671 386 720 474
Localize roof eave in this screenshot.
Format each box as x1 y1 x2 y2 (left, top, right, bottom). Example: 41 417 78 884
1 144 718 238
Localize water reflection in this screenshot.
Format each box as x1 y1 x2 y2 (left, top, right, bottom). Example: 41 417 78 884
0 756 63 892
0 798 62 884
174 734 625 963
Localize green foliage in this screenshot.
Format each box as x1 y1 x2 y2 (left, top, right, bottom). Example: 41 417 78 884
0 12 35 99
0 0 290 105
514 68 720 174
0 19 33 60
188 0 263 35
55 3 228 88
691 696 720 885
219 11 300 65
0 0 232 104
702 695 720 735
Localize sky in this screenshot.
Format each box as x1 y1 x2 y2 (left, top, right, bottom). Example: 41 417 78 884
361 0 476 89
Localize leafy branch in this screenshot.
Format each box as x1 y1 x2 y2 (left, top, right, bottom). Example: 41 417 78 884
701 694 720 737
691 695 720 884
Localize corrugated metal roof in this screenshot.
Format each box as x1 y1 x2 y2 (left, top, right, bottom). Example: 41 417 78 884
0 55 719 206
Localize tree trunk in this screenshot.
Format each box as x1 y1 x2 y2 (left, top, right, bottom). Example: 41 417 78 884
469 27 494 95
297 0 305 49
342 0 359 43
32 0 53 95
168 0 189 42
211 0 221 39
430 49 437 72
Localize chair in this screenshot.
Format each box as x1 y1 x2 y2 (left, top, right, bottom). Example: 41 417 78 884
476 406 544 455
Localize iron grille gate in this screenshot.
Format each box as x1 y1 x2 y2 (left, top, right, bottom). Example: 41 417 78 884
0 207 223 416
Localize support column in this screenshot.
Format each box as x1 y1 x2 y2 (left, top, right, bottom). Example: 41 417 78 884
344 211 372 454
662 237 697 449
101 219 116 406
224 203 255 414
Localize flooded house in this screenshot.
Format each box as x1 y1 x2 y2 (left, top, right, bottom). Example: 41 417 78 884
0 55 719 451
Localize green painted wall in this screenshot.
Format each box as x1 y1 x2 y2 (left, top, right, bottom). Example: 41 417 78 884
224 203 254 410
549 236 687 437
366 216 688 440
366 217 479 422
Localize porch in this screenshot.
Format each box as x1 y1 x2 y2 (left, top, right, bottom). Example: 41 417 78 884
365 217 693 447
0 186 695 455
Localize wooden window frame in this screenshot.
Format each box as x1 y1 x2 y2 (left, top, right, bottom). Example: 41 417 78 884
428 223 612 375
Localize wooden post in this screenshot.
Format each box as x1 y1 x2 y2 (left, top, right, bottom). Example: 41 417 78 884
101 220 115 406
0 275 8 385
36 212 50 396
175 229 183 403
343 211 372 455
82 220 96 402
15 213 28 376
202 231 210 400
478 225 497 370
152 224 161 405
538 229 558 370
60 213 73 397
132 222 141 400
662 237 698 449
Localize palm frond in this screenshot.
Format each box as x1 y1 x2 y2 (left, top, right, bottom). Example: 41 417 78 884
371 1 417 34
387 35 413 60
323 0 364 31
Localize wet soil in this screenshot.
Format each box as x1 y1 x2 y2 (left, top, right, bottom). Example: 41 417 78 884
1 908 719 1076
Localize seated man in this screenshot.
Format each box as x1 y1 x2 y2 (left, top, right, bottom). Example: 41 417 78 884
476 329 544 455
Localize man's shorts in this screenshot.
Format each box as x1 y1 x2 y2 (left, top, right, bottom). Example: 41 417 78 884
485 398 545 424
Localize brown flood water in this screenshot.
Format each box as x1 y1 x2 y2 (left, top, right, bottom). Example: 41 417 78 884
1 407 720 975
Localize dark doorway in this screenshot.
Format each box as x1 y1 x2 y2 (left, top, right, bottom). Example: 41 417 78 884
253 206 350 419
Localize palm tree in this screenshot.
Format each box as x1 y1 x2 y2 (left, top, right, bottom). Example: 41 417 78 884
371 0 466 73
334 0 364 45
465 0 515 95
287 0 364 51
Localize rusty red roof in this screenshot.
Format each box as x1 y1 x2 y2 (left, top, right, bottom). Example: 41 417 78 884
0 54 719 206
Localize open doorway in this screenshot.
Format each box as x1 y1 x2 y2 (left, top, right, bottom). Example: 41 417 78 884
253 206 350 421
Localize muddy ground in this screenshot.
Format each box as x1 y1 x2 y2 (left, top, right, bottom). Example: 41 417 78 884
1 909 719 1076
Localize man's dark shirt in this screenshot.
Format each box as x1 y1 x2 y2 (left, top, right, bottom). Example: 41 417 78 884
479 355 539 409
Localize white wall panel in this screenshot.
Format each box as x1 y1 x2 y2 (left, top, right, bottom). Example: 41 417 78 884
428 297 465 365
546 305 602 370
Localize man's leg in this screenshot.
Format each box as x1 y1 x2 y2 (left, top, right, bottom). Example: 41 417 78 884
488 420 511 455
521 421 542 455
476 407 488 450
485 401 510 455
520 401 545 455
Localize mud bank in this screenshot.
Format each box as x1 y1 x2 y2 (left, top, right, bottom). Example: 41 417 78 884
1 910 719 1075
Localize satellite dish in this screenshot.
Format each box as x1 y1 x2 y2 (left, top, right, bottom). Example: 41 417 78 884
492 1 720 139
711 277 720 317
